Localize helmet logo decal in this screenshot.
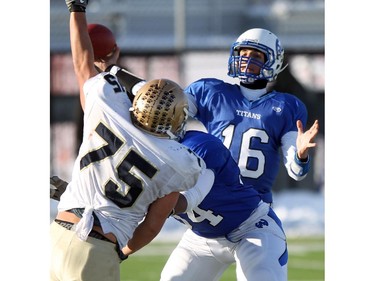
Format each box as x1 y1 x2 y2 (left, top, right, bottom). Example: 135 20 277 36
275 39 283 58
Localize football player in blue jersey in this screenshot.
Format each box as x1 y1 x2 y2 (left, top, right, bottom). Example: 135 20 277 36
160 126 288 281
185 28 319 204
160 29 317 280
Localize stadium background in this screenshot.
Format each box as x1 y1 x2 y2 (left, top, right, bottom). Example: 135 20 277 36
49 0 324 279
50 0 324 192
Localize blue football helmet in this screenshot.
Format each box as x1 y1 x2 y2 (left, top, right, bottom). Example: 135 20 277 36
228 28 286 84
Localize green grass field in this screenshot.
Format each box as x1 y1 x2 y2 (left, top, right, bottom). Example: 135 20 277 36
120 236 324 281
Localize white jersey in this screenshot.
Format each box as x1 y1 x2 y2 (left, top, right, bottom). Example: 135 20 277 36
58 72 205 249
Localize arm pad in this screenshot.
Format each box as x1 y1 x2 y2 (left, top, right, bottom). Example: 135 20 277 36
105 65 146 94
180 169 215 213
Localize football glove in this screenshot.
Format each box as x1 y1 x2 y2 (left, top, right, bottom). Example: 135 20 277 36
65 0 89 13
50 176 68 201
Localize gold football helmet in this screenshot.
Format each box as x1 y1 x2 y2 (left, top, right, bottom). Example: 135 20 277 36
130 79 189 140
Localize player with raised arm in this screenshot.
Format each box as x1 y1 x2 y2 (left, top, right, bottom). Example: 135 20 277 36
50 1 213 281
185 28 319 204
50 18 314 280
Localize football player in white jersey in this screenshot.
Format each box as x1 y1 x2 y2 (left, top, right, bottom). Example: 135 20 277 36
50 1 214 281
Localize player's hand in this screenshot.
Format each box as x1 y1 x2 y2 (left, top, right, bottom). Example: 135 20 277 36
65 0 89 13
296 119 319 160
50 176 69 201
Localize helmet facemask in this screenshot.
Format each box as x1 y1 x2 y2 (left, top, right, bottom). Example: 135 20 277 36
130 79 189 141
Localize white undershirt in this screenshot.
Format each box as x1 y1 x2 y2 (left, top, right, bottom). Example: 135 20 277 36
239 85 267 101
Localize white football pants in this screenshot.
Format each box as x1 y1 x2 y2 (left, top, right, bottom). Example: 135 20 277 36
160 202 287 281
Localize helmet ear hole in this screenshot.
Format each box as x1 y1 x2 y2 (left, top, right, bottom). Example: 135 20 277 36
131 79 188 140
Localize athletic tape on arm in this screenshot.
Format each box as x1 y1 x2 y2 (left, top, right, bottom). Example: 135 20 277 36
180 169 215 213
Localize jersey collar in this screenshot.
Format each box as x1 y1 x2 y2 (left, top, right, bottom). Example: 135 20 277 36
240 85 267 101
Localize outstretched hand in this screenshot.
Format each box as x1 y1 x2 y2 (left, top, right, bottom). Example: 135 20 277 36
296 119 319 160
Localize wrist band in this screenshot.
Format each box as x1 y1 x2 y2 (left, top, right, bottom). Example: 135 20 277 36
291 153 310 176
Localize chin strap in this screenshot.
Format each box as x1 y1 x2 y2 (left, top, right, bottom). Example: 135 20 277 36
240 79 268 89
279 63 289 74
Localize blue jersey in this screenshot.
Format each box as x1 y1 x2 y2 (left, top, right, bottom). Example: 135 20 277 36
186 78 308 203
175 130 261 238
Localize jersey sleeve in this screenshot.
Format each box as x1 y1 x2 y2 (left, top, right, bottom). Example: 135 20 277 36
188 139 227 176
280 93 308 136
184 78 222 119
280 94 310 180
185 79 205 118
